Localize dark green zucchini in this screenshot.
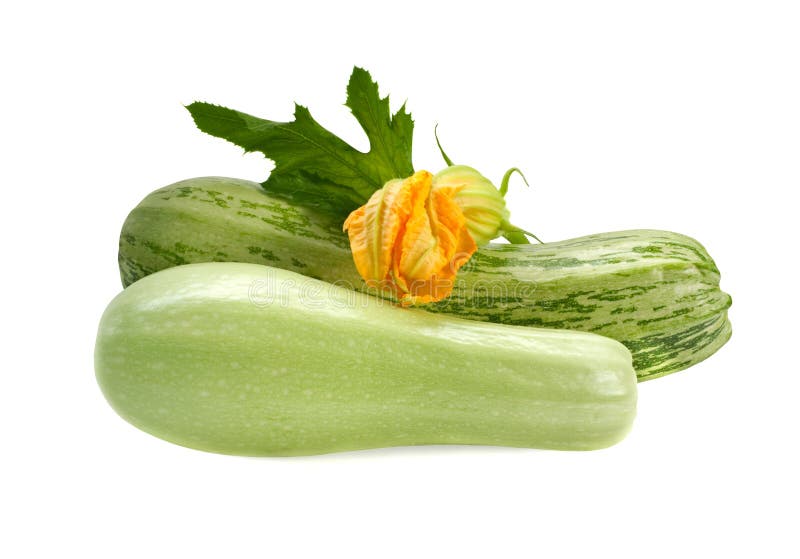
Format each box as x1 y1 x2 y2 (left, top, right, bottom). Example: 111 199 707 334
119 177 732 380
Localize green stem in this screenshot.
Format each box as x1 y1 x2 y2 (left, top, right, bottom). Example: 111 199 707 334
434 124 455 167
498 168 540 243
499 167 530 197
501 220 543 245
502 230 530 244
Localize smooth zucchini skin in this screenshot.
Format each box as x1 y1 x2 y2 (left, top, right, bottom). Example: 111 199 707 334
95 263 637 456
119 177 732 381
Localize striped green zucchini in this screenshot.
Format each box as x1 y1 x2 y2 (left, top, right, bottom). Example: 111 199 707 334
119 177 732 380
96 262 637 455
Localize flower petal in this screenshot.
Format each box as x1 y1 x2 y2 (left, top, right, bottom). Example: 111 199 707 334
432 165 509 245
394 182 477 305
343 177 412 286
345 169 478 305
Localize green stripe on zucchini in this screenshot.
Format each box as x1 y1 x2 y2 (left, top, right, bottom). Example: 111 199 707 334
119 177 732 381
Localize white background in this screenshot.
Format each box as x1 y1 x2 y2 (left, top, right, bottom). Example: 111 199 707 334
2 1 798 557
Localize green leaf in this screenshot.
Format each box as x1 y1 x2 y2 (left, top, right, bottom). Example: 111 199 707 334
345 68 415 182
186 67 414 217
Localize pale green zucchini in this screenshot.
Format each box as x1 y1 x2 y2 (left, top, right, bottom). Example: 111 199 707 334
119 177 732 380
95 263 637 455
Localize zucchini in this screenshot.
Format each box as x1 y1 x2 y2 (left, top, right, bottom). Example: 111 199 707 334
119 177 732 381
95 262 637 455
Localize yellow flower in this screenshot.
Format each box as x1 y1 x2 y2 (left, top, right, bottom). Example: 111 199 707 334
343 170 477 305
432 165 510 246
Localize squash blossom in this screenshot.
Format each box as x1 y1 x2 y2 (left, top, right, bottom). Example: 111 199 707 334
344 167 517 305
432 165 511 245
343 170 477 305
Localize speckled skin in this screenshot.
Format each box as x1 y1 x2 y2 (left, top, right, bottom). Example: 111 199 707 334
95 263 637 456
